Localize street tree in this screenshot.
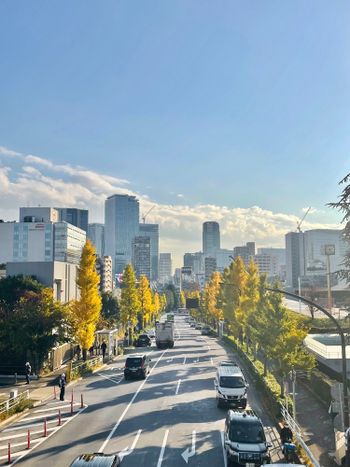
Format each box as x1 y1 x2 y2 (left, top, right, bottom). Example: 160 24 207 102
120 264 140 343
100 292 120 327
71 240 102 360
138 275 153 329
204 271 223 327
0 285 68 371
239 259 260 350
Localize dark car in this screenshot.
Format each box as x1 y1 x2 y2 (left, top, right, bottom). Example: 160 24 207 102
124 354 151 380
136 334 152 347
201 326 211 335
70 453 121 466
224 410 271 466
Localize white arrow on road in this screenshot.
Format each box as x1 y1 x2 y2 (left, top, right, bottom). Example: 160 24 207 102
181 430 196 463
119 429 142 460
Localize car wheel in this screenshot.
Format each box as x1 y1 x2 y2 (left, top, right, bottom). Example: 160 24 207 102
124 375 128 381
241 401 247 409
142 371 146 379
226 452 234 467
217 398 222 408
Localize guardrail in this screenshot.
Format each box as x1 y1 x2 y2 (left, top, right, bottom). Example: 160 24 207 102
70 356 103 379
0 390 30 417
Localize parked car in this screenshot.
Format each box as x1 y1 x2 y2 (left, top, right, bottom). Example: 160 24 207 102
224 409 271 466
70 453 121 466
136 334 152 347
124 354 151 380
201 326 211 335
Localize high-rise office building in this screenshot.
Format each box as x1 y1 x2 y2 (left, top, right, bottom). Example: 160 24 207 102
215 248 234 272
88 223 105 257
183 252 204 275
159 253 172 283
205 256 217 283
233 242 256 266
285 229 346 290
139 223 159 281
104 194 140 275
203 222 220 257
132 236 151 279
56 208 88 232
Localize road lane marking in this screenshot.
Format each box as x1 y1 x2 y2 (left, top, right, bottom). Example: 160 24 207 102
181 430 196 463
211 357 214 366
183 357 186 365
175 379 181 395
8 406 87 466
220 430 227 467
207 345 211 350
157 429 169 467
119 429 142 460
97 373 122 385
99 348 168 452
166 358 173 363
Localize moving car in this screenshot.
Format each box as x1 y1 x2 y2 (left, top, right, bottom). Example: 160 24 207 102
215 364 249 408
201 325 211 335
224 410 271 466
124 354 151 380
136 334 152 347
70 453 121 466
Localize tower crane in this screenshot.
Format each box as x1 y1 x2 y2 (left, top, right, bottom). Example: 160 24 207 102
297 207 311 233
142 205 155 224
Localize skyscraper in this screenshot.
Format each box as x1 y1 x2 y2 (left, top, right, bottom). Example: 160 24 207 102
56 208 88 232
139 223 159 280
132 236 151 279
87 223 105 257
203 221 220 257
104 194 140 275
159 253 172 283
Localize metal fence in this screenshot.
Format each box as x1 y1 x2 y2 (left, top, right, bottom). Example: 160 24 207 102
70 356 103 380
0 390 30 417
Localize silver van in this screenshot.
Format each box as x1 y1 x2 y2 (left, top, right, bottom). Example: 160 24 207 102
215 364 248 408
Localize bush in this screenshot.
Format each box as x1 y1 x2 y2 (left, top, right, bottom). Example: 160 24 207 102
0 398 34 421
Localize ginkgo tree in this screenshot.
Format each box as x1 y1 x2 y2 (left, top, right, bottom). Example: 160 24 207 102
138 275 153 329
71 240 102 360
120 264 140 344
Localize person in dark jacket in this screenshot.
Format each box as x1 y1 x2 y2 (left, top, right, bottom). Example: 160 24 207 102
101 341 107 359
58 373 66 401
280 423 293 452
25 362 31 384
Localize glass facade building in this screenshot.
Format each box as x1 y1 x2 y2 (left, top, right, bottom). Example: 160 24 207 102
104 194 140 275
139 223 159 280
202 221 220 257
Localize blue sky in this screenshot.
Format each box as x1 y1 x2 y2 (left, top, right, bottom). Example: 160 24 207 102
0 1 349 264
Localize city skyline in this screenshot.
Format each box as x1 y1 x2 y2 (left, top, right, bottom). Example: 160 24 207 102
1 1 349 267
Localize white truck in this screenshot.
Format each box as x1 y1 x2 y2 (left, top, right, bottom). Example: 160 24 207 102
156 321 174 349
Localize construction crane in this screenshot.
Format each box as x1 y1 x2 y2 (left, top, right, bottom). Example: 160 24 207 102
142 205 155 224
297 207 311 233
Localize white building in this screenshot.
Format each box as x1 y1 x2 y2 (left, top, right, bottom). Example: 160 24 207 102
6 261 79 303
255 248 286 279
0 221 85 265
19 207 59 223
96 256 113 293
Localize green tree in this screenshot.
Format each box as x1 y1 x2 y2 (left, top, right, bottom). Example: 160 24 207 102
138 275 153 329
71 240 102 360
204 271 223 327
120 264 140 343
0 286 68 371
100 292 120 326
0 275 43 311
239 259 260 349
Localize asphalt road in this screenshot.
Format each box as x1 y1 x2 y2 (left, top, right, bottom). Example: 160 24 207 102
5 316 284 466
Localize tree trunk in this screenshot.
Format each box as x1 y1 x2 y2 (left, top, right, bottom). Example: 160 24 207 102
82 348 87 361
263 356 267 376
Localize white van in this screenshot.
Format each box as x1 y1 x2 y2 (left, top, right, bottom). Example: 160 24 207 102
215 365 249 409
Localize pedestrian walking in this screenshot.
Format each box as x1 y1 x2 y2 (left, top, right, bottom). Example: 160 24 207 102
101 340 107 360
58 373 66 401
25 362 31 384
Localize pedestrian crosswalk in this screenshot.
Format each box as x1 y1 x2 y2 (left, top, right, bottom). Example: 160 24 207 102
0 397 87 466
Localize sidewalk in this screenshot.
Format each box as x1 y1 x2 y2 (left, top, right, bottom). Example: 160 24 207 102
296 380 337 467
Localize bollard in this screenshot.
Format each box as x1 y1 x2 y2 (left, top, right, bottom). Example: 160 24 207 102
71 390 74 404
53 385 57 400
43 417 47 437
27 429 31 449
7 442 11 464
80 393 84 409
70 399 73 416
58 409 61 426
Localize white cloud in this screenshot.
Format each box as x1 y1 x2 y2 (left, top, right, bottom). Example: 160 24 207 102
0 145 341 268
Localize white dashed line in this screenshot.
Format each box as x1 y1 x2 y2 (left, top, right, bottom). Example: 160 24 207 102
157 429 169 467
175 379 181 395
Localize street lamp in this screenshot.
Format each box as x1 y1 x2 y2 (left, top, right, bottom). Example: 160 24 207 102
266 286 350 467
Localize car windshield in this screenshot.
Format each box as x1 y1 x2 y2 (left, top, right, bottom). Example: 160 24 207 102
126 358 142 367
220 376 245 388
229 420 266 444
